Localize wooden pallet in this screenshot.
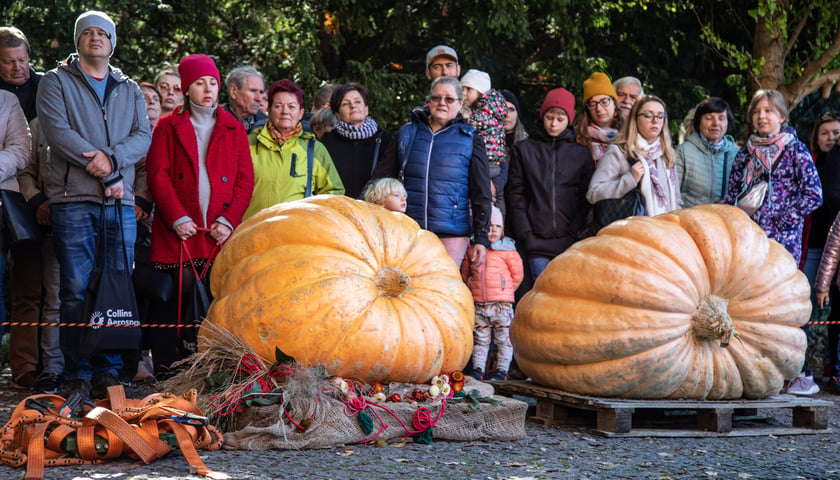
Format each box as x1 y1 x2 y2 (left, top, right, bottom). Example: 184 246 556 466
491 380 833 438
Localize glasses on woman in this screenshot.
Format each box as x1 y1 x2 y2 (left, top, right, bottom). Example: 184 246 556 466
587 97 613 110
429 95 460 105
637 112 668 121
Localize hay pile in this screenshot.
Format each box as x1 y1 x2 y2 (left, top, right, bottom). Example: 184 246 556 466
161 321 527 449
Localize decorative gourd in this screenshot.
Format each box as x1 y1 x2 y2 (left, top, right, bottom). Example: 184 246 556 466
203 195 474 384
510 204 810 400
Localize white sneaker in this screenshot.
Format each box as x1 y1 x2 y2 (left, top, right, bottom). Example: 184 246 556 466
787 373 820 395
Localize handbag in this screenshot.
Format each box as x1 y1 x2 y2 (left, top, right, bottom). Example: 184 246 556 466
0 189 43 246
177 233 217 356
735 180 768 216
593 157 646 227
593 187 645 227
78 200 141 358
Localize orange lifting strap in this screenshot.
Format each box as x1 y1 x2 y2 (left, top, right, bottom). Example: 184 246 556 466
0 385 228 480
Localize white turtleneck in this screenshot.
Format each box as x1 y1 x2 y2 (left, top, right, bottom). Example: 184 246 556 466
189 101 217 227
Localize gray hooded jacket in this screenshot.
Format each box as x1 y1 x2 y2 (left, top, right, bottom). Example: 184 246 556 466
35 54 151 206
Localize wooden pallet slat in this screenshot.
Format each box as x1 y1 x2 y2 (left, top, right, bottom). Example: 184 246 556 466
491 380 833 438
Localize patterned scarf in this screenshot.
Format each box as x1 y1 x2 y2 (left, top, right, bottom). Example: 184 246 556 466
333 117 379 140
744 131 794 185
700 133 726 155
588 124 618 159
268 122 302 146
637 137 674 210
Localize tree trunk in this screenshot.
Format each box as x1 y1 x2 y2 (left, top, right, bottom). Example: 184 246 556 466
751 1 788 98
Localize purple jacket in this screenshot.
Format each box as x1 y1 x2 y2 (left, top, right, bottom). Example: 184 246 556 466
724 129 823 264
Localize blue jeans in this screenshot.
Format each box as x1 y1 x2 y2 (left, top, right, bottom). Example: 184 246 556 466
51 202 136 381
528 257 552 283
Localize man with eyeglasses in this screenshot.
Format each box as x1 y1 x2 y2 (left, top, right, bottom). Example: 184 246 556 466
425 45 461 81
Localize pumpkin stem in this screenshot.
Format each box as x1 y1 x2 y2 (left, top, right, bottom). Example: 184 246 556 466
691 295 736 347
374 266 410 297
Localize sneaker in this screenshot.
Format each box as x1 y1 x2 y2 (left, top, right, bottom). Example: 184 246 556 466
489 370 508 381
35 372 61 394
787 373 820 395
466 368 484 380
91 372 123 399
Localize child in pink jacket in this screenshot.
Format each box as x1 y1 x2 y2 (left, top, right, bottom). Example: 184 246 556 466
461 206 524 380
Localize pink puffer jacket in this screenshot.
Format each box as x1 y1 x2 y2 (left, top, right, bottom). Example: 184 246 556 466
461 240 524 303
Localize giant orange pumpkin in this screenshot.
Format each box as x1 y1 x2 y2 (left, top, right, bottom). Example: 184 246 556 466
203 195 474 383
510 204 810 400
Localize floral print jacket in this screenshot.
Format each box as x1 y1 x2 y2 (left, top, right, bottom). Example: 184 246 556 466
724 128 823 264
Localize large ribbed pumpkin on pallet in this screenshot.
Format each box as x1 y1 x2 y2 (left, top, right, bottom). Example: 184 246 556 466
203 195 474 383
510 204 810 400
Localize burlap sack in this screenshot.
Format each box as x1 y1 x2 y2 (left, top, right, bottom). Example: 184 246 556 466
223 378 526 450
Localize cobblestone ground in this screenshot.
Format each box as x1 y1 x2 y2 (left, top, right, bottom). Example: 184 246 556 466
1 374 838 480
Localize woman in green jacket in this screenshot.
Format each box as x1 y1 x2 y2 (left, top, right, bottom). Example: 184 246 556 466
675 97 739 208
245 79 344 219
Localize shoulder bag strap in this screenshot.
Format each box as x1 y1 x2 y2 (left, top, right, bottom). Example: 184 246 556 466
305 138 314 198
399 123 417 182
370 131 383 175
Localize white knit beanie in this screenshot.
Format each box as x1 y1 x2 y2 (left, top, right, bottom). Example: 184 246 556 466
74 11 117 55
460 69 491 94
490 206 503 226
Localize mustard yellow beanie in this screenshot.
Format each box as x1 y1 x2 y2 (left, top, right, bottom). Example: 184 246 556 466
583 72 617 102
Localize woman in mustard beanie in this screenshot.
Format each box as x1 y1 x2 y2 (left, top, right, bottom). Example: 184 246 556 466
574 72 622 164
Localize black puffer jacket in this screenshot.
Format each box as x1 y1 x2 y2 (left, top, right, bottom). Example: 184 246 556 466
506 125 594 258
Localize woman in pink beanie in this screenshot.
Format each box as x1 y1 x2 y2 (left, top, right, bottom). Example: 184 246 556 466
145 53 254 378
507 87 594 281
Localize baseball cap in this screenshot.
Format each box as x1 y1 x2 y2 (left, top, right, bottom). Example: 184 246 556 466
426 45 458 67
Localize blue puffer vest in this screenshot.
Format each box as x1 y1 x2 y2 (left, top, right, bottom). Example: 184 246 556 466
398 115 475 236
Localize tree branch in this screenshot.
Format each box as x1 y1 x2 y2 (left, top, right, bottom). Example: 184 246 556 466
784 67 840 106
786 26 840 98
784 7 811 57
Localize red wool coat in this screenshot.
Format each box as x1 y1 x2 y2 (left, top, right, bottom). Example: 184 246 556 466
146 106 254 264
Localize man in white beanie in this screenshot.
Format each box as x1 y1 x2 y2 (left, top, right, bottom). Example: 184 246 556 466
36 10 151 402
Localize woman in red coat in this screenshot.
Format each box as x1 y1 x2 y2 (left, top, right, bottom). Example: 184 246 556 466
146 54 254 378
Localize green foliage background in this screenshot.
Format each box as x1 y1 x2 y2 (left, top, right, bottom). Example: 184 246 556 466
4 0 840 137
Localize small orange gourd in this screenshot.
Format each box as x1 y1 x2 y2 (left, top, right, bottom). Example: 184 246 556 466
510 204 810 399
202 195 474 383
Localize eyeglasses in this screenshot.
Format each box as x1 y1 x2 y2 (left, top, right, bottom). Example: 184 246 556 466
429 95 460 105
637 112 668 121
429 62 457 72
157 83 181 94
587 98 613 110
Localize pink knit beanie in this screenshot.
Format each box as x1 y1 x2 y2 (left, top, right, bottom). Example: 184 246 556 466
177 54 220 92
540 88 576 124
